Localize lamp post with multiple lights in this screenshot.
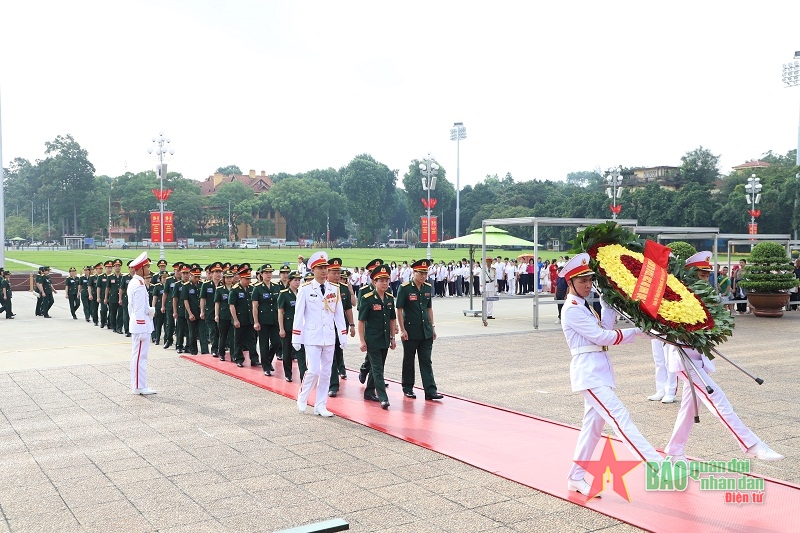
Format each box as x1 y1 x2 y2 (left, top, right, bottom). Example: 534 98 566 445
745 174 762 234
419 154 439 260
450 122 466 237
147 132 174 261
782 52 800 239
605 167 624 220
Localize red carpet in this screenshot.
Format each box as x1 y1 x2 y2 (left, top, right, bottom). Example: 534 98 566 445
183 354 799 532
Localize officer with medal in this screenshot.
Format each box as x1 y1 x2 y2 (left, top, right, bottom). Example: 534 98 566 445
182 264 203 355
278 270 304 381
128 252 157 395
559 253 661 497
161 262 181 349
356 258 384 383
396 259 443 401
229 263 259 367
200 262 223 356
65 267 81 319
325 257 356 397
151 271 168 344
358 264 397 409
214 269 236 361
172 264 191 353
252 264 282 376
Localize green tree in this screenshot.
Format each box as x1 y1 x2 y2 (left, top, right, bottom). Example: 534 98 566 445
340 154 397 242
680 146 720 186
38 134 96 235
216 165 242 175
263 177 346 240
402 158 455 238
205 181 254 240
566 170 603 188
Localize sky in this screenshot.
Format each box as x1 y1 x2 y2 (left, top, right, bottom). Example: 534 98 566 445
2 0 800 190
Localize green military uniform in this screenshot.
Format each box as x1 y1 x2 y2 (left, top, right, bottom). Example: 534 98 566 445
162 266 180 348
252 265 281 375
200 275 221 356
107 268 121 332
396 262 440 399
173 274 188 352
97 265 111 328
1 273 13 318
214 280 234 360
277 282 306 381
65 272 80 319
356 258 384 382
150 279 166 344
229 266 258 366
358 264 396 405
38 269 55 318
181 269 202 355
34 269 45 316
89 265 101 325
79 268 92 321
119 272 132 335
328 265 354 394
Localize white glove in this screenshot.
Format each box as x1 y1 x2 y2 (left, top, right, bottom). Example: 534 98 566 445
339 338 347 350
146 307 155 318
292 343 301 351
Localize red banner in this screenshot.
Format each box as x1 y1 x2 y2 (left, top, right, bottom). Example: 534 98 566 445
630 240 670 319
150 211 175 243
748 223 758 235
609 204 622 215
420 216 438 243
152 189 173 201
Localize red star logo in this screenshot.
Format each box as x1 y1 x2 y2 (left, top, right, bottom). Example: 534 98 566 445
574 436 642 501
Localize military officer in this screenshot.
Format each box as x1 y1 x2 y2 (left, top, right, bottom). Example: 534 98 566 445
161 262 181 348
89 263 102 325
172 264 191 352
1 270 13 319
229 263 259 367
34 266 45 316
37 266 55 318
151 259 168 285
278 270 305 381
292 251 348 417
559 253 661 497
151 271 167 344
326 258 356 397
79 266 92 322
357 258 384 384
277 264 292 290
396 259 443 401
107 259 122 333
119 264 133 337
200 262 223 356
252 264 281 376
65 267 81 319
358 264 396 409
182 264 203 355
128 252 156 395
214 269 235 361
97 260 113 327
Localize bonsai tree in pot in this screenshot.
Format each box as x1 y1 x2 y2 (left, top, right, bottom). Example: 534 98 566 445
738 241 800 317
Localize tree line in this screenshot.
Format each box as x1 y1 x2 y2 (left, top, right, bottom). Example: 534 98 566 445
3 135 798 244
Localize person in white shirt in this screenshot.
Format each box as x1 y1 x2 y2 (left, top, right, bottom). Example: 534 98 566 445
482 258 496 318
493 258 505 294
128 252 157 395
399 262 412 284
506 260 517 296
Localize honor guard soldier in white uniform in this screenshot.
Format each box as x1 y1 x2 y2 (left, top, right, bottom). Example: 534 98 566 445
560 253 662 497
663 252 783 462
128 252 157 395
292 251 348 417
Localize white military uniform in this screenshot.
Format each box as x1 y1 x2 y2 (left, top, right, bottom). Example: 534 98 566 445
482 264 496 317
292 277 348 412
128 273 155 392
562 294 662 482
650 339 677 399
663 345 760 457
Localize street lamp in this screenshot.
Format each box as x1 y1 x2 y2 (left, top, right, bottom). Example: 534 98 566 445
782 53 800 239
450 122 466 237
745 174 762 234
419 154 439 260
147 132 174 261
605 167 624 220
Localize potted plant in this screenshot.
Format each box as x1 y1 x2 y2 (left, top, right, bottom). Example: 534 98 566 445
738 242 800 317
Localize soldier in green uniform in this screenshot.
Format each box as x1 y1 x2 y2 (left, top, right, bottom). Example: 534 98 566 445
275 264 292 361
34 266 45 316
182 264 203 355
396 259 444 400
326 258 356 397
79 266 92 321
252 264 281 376
151 271 167 344
88 263 102 325
120 264 132 337
357 258 384 383
357 264 397 409
229 263 258 367
1 270 13 319
173 265 191 353
65 267 80 319
278 270 305 381
37 266 55 318
200 262 223 356
151 259 168 285
161 262 181 349
107 259 122 333
214 269 235 361
97 260 113 328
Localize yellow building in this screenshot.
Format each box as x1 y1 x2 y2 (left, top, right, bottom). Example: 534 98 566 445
628 166 681 191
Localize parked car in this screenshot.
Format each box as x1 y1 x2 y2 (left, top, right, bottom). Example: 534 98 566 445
337 242 353 248
240 238 259 249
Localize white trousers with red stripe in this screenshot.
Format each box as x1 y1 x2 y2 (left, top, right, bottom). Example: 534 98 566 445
664 369 759 457
568 386 662 481
130 333 151 391
651 340 677 396
297 344 334 410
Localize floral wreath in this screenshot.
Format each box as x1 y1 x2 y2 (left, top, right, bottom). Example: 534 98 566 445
573 222 734 358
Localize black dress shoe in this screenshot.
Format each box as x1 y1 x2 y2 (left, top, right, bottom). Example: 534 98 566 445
154 340 160 345
86 319 90 322
212 353 218 358
72 316 77 320
126 333 132 338
236 362 244 367
404 391 417 399
190 349 197 355
163 341 173 349
44 314 51 318
276 356 283 361
285 376 292 382
425 393 444 400
219 355 225 361
364 394 380 402
328 391 337 397
358 370 368 384
340 373 347 380
251 360 260 366
381 401 390 410
487 316 495 319
177 348 183 354
94 323 99 326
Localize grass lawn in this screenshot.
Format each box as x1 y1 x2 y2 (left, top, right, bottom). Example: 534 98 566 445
3 246 566 273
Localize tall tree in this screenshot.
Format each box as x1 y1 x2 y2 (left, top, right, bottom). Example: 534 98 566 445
340 154 397 242
216 165 242 176
262 178 346 240
38 134 96 235
206 181 254 240
680 146 720 186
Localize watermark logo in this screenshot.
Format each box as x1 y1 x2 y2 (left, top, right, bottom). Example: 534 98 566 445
646 457 765 504
575 436 642 501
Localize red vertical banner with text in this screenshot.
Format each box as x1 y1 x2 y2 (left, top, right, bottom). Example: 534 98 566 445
420 216 438 243
748 223 758 235
420 216 429 243
150 212 161 242
429 216 438 243
163 211 175 242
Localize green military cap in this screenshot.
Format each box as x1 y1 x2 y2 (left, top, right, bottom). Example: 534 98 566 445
260 263 274 272
371 264 391 280
412 259 432 273
279 264 291 273
210 262 224 272
156 259 168 267
304 272 314 281
190 264 203 275
113 258 122 266
103 260 113 267
172 261 183 269
239 263 251 274
327 258 343 270
288 270 301 280
365 258 383 271
93 263 103 270
223 269 234 278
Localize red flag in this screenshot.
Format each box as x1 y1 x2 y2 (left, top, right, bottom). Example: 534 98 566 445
630 240 670 319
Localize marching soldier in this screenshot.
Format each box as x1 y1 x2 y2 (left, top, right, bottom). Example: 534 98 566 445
182 264 203 355
108 259 122 333
326 258 356 397
65 267 81 319
172 264 191 353
229 263 259 368
89 263 102 325
1 270 13 319
161 262 181 349
396 259 443 401
200 262 223 356
292 252 347 417
358 264 396 409
37 266 55 318
356 258 384 384
278 270 305 381
151 272 167 344
79 266 92 322
214 269 235 361
97 260 113 328
252 264 281 376
119 264 132 337
34 266 46 317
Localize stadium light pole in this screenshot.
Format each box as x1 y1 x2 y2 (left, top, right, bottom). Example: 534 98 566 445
148 132 174 261
745 174 762 233
419 154 439 260
605 167 624 220
450 122 466 237
0 91 5 268
782 53 800 239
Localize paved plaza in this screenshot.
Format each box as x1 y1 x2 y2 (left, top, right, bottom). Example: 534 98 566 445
1 290 799 532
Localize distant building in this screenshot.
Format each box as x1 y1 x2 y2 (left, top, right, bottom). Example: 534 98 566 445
731 160 771 172
198 169 287 240
627 166 682 191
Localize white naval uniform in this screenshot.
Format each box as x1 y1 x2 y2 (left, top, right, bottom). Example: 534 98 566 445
651 339 677 397
291 279 348 411
482 266 496 317
128 274 154 391
562 295 662 482
663 345 760 457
